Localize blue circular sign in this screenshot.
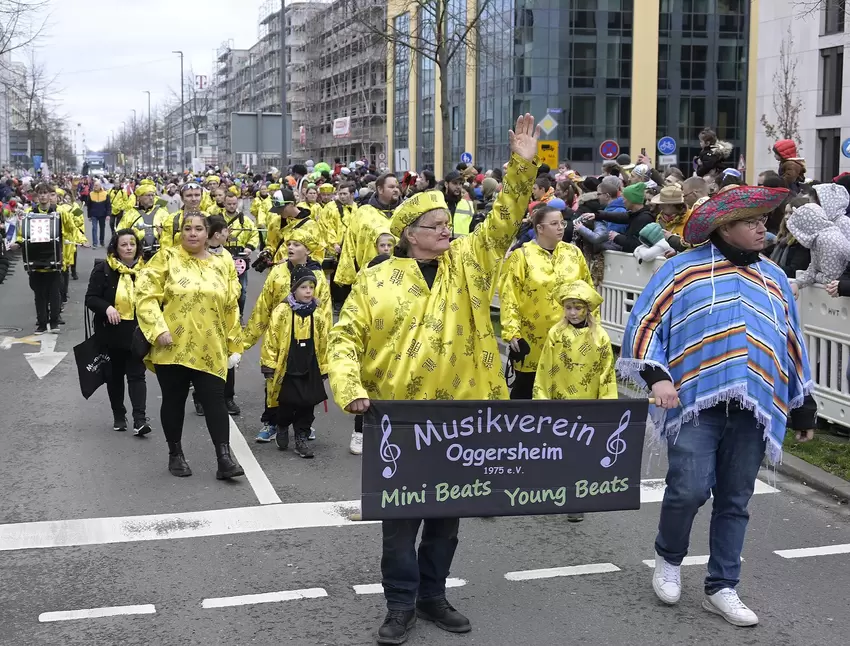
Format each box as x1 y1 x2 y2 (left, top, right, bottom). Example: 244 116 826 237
460 152 473 164
657 136 677 156
599 140 620 160
842 138 850 159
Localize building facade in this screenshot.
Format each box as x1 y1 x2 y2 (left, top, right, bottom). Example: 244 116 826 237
387 0 758 180
754 0 850 181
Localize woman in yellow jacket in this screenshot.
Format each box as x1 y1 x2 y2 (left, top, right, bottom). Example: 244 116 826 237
135 212 245 481
499 200 594 399
156 182 204 249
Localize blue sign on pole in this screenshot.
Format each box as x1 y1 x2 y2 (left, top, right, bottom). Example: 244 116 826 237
460 151 473 164
657 136 677 156
33 155 42 170
842 138 850 159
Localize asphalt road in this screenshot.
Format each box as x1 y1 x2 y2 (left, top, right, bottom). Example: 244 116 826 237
1 245 850 646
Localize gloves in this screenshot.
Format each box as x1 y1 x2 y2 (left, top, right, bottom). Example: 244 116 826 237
228 353 242 370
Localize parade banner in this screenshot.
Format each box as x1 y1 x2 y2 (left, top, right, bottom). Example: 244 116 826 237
361 399 649 520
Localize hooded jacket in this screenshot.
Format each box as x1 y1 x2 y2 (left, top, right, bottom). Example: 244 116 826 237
786 203 850 287
773 140 806 189
813 183 850 242
695 140 733 178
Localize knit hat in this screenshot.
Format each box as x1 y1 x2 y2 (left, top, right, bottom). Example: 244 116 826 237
682 186 789 245
390 190 449 237
581 176 601 193
482 177 498 198
631 164 650 180
616 154 634 170
638 222 665 246
290 265 317 292
773 139 799 160
553 280 603 310
547 197 567 211
622 182 646 205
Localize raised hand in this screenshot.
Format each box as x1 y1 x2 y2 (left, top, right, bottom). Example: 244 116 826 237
508 114 542 162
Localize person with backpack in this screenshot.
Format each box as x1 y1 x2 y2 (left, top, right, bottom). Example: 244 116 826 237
221 192 259 317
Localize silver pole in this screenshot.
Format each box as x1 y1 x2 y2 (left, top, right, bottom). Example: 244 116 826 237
280 0 287 169
173 51 184 170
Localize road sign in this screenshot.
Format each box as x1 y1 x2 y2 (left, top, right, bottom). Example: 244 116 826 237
378 152 386 162
842 138 850 159
738 154 746 171
539 114 559 136
658 154 677 167
460 151 473 164
599 140 620 160
394 148 410 172
547 108 563 114
537 140 559 169
657 136 677 155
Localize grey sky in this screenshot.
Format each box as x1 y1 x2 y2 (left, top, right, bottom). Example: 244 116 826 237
30 0 264 149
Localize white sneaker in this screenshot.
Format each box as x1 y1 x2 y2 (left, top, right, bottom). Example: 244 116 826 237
703 588 758 627
652 555 681 605
308 427 317 440
349 430 363 455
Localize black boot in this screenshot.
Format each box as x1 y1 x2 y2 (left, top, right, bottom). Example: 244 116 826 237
215 443 245 479
294 430 314 458
71 266 78 280
275 426 290 451
415 598 471 633
377 609 416 645
225 398 241 416
167 442 192 477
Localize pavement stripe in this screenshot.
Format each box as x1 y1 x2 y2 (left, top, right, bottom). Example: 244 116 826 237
639 478 777 503
505 563 621 581
39 604 156 622
202 587 327 608
228 417 282 505
353 578 467 595
642 555 709 568
775 544 850 559
0 501 375 552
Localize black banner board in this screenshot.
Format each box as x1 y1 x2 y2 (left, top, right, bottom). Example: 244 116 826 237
361 399 649 520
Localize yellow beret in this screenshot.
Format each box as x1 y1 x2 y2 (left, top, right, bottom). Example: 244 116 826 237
55 188 65 196
390 190 448 238
268 183 281 191
318 184 335 194
206 175 220 184
285 222 319 251
228 186 240 196
135 184 157 197
553 280 603 310
140 179 155 186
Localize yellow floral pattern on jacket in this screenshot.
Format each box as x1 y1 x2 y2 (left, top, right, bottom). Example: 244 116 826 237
532 320 617 400
500 241 593 372
334 203 393 286
136 246 242 379
270 217 324 264
328 153 538 407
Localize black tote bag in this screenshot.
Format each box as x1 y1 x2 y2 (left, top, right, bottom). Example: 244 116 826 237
74 310 112 399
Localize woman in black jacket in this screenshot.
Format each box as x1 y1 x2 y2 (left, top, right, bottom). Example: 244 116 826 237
85 228 151 435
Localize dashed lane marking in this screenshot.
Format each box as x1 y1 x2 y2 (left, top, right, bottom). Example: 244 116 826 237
228 417 282 505
202 587 327 609
775 543 850 559
643 555 709 567
38 604 156 623
505 563 621 581
353 578 466 595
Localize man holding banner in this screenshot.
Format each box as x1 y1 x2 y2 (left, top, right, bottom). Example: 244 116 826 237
329 115 540 644
617 186 815 627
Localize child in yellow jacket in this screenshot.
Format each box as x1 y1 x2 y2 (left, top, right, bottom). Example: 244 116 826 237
260 266 329 458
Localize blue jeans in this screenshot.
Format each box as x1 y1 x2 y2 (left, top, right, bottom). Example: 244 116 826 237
90 217 106 246
381 518 460 610
237 270 248 317
655 404 766 594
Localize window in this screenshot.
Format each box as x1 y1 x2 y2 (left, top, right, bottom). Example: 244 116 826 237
682 0 709 37
820 46 844 115
679 97 706 142
606 96 630 141
570 95 595 137
823 0 846 35
605 42 632 89
819 128 841 181
570 0 595 35
570 42 596 88
717 45 744 91
680 44 708 91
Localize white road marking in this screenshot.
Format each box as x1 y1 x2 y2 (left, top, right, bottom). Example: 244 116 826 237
639 478 777 503
0 500 375 552
504 563 621 581
23 334 67 379
202 587 327 609
353 578 467 595
38 604 156 622
228 417 282 505
642 555 709 568
775 544 850 559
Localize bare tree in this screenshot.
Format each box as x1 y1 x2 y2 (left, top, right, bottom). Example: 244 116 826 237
13 49 60 165
792 0 849 18
760 25 803 152
171 70 215 160
0 0 49 63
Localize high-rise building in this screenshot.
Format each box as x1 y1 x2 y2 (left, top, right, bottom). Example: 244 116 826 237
754 0 849 181
387 0 757 180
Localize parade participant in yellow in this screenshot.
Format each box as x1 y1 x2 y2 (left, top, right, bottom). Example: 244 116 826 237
328 114 540 645
251 182 274 249
54 188 86 304
316 183 338 252
266 189 323 264
206 186 227 216
158 182 204 249
323 182 357 252
66 189 87 280
297 185 322 220
499 201 594 399
334 173 400 287
259 266 329 458
221 192 259 316
244 225 331 444
118 182 165 260
200 175 220 212
109 180 128 235
135 212 244 481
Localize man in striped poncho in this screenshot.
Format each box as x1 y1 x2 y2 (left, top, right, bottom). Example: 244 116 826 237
617 186 816 628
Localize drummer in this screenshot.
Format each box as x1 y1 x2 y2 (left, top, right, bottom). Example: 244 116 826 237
222 192 259 317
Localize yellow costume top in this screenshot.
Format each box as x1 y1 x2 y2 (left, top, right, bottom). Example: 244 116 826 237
270 216 324 264
333 201 395 286
118 205 166 244
223 212 260 250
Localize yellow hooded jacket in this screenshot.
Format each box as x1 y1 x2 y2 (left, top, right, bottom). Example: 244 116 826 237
271 216 324 264
328 153 538 407
223 211 260 251
318 200 355 251
333 201 395 286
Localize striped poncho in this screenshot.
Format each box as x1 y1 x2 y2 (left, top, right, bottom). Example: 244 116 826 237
616 242 812 462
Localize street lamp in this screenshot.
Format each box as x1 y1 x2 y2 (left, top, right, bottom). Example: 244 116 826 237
131 108 137 170
143 90 151 172
173 50 184 170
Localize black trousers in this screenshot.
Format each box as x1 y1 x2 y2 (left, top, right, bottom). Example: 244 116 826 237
29 271 61 327
355 414 363 434
106 347 147 424
225 367 236 399
155 364 230 445
277 405 315 437
60 270 69 303
510 370 535 400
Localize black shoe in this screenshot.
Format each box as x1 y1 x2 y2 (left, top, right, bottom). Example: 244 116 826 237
567 513 585 523
133 420 152 437
275 426 290 451
57 316 66 324
377 609 416 645
294 435 314 459
113 415 127 432
167 442 192 477
225 398 241 416
415 598 471 634
34 325 47 335
71 271 78 280
215 443 245 479
194 399 204 416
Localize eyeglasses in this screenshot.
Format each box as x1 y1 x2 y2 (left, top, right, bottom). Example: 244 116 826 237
740 215 769 229
418 223 451 234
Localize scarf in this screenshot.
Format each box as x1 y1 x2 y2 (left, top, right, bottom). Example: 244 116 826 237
106 255 139 320
657 208 688 229
89 190 108 203
286 294 318 317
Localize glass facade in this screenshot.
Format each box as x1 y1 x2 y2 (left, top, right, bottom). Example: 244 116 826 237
447 0 467 165
657 0 749 173
393 13 410 152
417 8 437 170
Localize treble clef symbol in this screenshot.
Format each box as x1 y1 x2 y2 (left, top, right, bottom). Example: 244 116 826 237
380 415 401 479
600 410 630 468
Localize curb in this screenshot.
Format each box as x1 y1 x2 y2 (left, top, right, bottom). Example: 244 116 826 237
776 452 850 502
